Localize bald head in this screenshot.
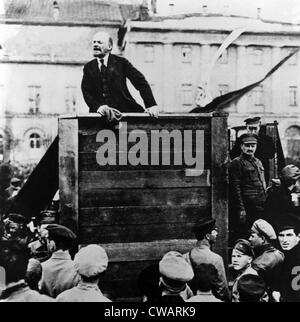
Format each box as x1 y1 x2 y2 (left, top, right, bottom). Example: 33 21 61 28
92 31 113 58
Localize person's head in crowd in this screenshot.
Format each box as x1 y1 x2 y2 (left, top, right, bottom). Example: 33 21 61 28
280 165 300 190
191 263 218 294
6 213 28 237
237 274 267 302
249 219 277 248
137 264 160 302
239 133 258 157
192 217 218 245
232 239 254 272
74 244 108 284
244 117 261 135
159 251 194 295
92 31 113 59
45 224 76 252
25 258 42 291
0 240 30 285
278 220 300 252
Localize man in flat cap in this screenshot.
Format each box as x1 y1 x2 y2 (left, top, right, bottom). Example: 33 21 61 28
229 133 267 236
276 218 300 302
57 244 111 302
264 164 300 230
159 251 194 301
237 274 267 302
230 117 275 183
249 219 284 295
183 217 230 302
40 224 80 298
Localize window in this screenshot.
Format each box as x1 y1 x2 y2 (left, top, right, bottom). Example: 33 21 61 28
29 133 41 149
252 48 263 65
28 86 41 113
218 84 229 96
253 85 264 105
181 84 193 106
286 126 300 158
289 86 298 106
144 45 154 63
181 46 192 63
218 50 228 64
65 86 77 113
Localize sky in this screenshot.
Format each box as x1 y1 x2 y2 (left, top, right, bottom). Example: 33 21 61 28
154 0 300 23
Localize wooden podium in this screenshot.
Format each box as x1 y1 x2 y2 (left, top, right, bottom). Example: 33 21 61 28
58 113 228 300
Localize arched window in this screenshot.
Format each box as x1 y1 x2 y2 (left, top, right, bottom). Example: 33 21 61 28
29 133 41 149
285 126 300 158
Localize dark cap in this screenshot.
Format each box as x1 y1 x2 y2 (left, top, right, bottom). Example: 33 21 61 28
237 274 266 301
244 117 261 125
192 217 216 236
277 215 300 234
46 224 77 241
239 133 258 144
8 213 28 224
233 239 254 258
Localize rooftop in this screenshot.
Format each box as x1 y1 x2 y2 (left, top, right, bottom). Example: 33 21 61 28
0 0 140 25
128 13 300 34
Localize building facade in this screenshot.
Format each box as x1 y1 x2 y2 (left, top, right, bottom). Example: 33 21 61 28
122 14 300 159
1 1 300 164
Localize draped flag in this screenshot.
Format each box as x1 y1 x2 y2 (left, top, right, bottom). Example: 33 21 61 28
191 48 300 113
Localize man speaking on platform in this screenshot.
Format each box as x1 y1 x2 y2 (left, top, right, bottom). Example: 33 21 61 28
81 31 159 118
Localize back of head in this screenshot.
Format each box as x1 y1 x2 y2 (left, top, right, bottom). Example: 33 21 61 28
25 258 42 290
0 240 30 284
74 244 108 280
46 224 76 251
192 263 218 293
192 217 216 241
237 274 266 302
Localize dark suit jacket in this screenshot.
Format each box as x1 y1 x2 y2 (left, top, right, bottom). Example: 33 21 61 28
81 54 157 113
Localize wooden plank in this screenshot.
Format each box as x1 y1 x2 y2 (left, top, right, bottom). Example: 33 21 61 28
79 152 211 171
79 187 211 208
80 205 208 226
58 118 79 234
79 222 196 243
80 239 197 262
79 169 211 190
211 114 229 268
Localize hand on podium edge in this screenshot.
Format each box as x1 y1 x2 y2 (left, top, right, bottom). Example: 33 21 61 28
145 105 159 119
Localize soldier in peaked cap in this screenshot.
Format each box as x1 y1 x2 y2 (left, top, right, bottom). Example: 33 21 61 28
40 224 80 298
249 219 284 294
57 245 111 302
159 251 194 301
2 213 33 246
183 217 230 302
230 116 276 183
229 133 267 237
231 239 259 302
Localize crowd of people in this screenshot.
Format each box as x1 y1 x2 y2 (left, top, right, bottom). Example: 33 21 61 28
0 113 300 302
